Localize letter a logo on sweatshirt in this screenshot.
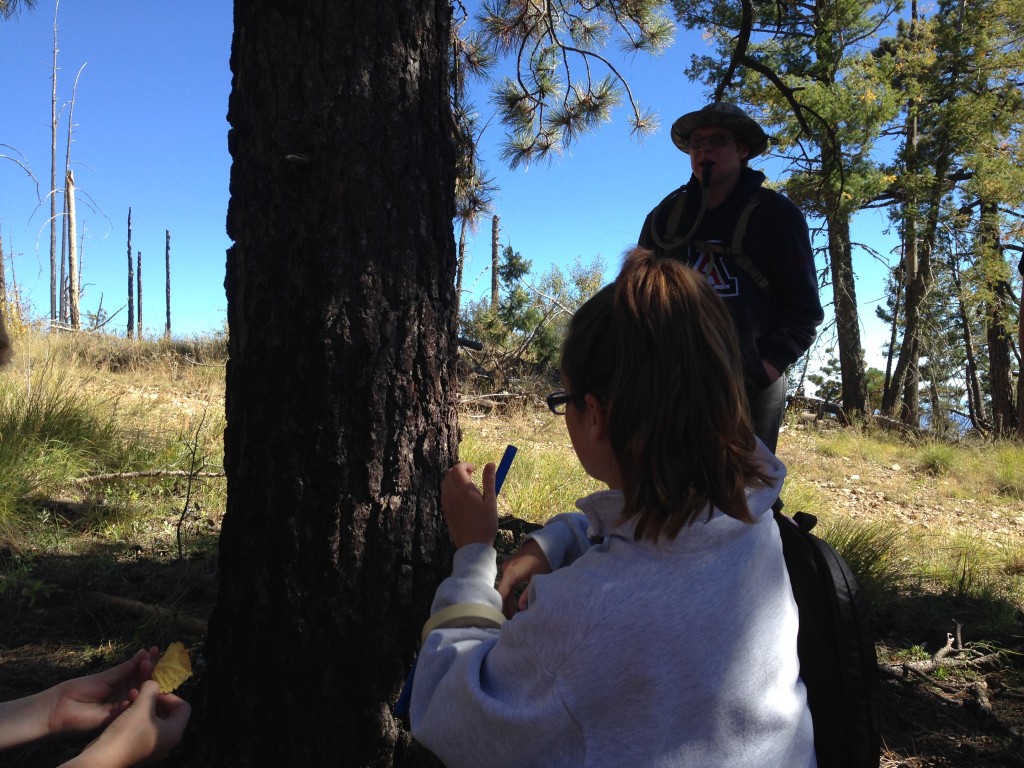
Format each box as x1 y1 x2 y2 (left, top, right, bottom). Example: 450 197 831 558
692 242 740 297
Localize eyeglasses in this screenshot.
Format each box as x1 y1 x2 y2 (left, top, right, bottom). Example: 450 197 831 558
546 390 585 415
686 133 734 152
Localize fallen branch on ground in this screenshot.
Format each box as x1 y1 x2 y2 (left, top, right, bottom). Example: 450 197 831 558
70 469 225 484
88 592 207 636
879 626 1023 743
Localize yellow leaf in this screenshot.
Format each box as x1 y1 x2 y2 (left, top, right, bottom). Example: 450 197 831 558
152 641 193 693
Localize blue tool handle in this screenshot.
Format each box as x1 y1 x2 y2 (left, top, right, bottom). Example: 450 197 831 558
394 657 417 718
396 446 518 718
494 444 517 496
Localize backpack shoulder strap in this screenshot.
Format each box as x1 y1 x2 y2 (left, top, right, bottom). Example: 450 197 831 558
647 186 694 253
731 192 761 253
716 190 775 295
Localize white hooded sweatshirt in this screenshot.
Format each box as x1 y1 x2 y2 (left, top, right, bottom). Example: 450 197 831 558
411 445 816 768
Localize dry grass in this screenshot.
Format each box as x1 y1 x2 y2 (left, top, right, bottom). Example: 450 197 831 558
460 409 1024 630
458 405 601 523
0 333 1022 766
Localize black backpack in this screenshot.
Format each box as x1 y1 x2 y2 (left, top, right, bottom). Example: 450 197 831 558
775 510 881 768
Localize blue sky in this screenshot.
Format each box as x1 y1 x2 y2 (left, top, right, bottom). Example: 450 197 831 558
1 0 232 336
1 1 895 369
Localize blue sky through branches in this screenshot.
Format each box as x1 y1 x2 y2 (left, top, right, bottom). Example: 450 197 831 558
0 0 894 374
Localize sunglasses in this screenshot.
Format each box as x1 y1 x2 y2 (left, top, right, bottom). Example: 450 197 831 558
686 133 735 152
546 390 586 415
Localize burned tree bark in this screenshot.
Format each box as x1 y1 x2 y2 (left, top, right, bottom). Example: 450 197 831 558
164 229 171 338
136 250 142 339
127 208 134 338
187 1 457 765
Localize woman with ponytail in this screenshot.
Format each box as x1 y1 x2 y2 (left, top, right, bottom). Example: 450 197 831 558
411 249 815 768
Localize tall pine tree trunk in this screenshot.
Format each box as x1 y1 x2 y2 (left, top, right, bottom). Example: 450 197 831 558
1018 255 1024 439
882 112 949 424
136 252 142 339
59 187 68 324
67 170 80 330
978 201 1017 436
127 209 135 338
49 0 60 323
882 265 903 400
136 250 142 339
950 255 988 430
165 229 171 338
455 220 467 319
490 214 499 310
826 211 866 414
0 231 9 364
187 1 457 765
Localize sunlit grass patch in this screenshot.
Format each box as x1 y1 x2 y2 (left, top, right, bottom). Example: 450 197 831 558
990 445 1024 500
914 442 960 476
814 428 906 467
0 351 225 554
458 411 601 525
818 517 906 618
779 477 825 518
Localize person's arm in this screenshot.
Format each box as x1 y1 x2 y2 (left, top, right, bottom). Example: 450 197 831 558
496 512 593 616
0 648 155 750
0 689 62 750
758 198 824 373
59 681 191 768
426 462 506 628
411 550 582 767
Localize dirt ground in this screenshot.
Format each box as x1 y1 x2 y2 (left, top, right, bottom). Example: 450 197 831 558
778 425 1024 767
1 423 1023 766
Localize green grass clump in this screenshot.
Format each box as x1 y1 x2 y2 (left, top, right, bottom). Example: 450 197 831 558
990 445 1024 500
0 368 127 537
779 478 825 518
813 428 906 467
913 533 1023 638
818 517 906 619
915 442 959 476
0 356 224 550
458 415 600 524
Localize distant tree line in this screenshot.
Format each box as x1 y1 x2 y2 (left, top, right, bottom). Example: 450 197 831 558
449 0 1022 438
0 2 175 338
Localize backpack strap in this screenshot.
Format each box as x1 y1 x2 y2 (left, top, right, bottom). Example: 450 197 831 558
724 193 774 295
650 187 776 296
693 192 775 295
648 186 707 253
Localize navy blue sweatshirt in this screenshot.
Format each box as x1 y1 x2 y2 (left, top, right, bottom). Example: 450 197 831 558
639 168 823 392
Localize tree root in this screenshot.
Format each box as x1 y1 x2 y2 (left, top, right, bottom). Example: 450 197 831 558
880 624 1023 744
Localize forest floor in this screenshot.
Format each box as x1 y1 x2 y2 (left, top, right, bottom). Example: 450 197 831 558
777 426 1024 767
1 410 1023 766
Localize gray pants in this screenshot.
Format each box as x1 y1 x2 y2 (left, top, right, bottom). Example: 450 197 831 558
749 375 787 453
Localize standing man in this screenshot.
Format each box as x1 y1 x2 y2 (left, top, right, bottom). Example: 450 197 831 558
639 103 823 452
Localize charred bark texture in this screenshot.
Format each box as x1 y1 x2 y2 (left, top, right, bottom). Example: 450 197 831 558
188 1 458 766
136 250 143 339
165 229 171 338
127 208 134 338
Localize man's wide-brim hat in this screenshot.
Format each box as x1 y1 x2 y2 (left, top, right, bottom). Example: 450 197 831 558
671 103 769 158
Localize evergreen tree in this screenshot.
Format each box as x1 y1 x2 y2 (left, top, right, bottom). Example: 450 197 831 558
876 0 1024 433
461 247 604 386
672 0 902 416
0 0 36 20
